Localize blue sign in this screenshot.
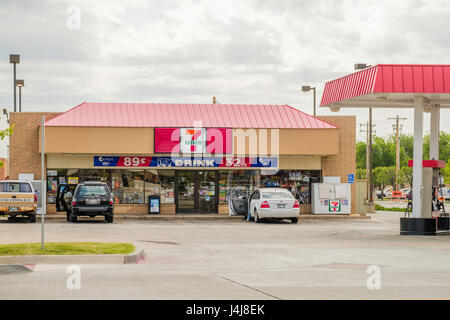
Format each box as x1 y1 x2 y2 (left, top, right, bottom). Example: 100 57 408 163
348 173 355 184
93 156 278 168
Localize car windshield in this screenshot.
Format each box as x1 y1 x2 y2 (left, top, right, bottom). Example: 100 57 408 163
76 185 109 196
0 182 32 193
262 191 294 199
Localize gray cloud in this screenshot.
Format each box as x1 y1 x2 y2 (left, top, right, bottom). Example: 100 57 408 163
0 0 449 137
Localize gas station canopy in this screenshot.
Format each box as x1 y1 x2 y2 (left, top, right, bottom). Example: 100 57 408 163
319 64 450 235
320 64 450 110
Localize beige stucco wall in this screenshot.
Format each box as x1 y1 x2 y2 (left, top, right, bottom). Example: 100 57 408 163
318 115 357 214
40 127 338 156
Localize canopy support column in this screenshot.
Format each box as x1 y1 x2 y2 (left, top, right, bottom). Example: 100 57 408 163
430 104 440 160
412 96 424 219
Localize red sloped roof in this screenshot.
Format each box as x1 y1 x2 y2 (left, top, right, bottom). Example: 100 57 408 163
320 64 450 106
44 102 337 129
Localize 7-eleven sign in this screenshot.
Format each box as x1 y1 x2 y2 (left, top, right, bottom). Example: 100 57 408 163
180 128 207 153
329 200 341 212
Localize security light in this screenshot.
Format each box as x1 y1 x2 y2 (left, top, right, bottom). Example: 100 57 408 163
9 54 20 64
354 63 371 70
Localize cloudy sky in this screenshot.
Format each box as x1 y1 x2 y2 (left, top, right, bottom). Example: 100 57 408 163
0 0 449 141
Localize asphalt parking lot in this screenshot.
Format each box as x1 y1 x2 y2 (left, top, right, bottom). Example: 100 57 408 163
1 212 450 299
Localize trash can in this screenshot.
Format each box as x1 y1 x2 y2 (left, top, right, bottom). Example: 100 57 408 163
148 195 161 214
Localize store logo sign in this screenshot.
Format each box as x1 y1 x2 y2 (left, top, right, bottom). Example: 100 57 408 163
329 200 341 212
180 128 206 153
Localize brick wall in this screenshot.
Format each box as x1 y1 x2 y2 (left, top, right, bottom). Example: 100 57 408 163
9 112 61 180
0 158 7 180
318 116 357 214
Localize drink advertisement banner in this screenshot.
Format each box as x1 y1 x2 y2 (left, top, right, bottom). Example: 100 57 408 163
94 156 278 168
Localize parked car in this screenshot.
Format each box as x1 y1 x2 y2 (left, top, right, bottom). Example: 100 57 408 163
57 181 114 223
248 188 300 223
0 180 38 222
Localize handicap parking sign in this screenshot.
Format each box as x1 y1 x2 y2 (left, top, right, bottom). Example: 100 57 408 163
348 174 355 184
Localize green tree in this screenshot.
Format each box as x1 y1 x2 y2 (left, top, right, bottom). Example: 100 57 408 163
356 168 366 179
0 125 14 169
356 141 366 169
398 166 413 188
372 136 396 168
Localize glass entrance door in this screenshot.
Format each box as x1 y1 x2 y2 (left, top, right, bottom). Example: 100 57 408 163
198 171 217 213
176 171 195 212
175 170 218 213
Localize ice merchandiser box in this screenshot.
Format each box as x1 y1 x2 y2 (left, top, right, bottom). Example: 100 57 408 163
311 183 351 214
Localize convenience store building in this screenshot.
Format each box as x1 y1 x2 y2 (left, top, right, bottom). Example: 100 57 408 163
9 102 356 215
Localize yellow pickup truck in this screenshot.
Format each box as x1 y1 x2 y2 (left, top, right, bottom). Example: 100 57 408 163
0 180 38 222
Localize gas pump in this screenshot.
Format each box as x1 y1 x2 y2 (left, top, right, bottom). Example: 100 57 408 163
401 160 449 235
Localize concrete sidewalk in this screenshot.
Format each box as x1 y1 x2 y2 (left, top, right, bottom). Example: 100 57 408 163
33 213 370 222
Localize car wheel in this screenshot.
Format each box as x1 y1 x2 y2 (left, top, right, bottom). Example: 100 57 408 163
70 212 78 223
254 209 261 223
29 214 36 223
291 217 298 224
106 214 114 223
66 212 70 222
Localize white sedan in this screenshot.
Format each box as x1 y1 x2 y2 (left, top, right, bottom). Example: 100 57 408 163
248 188 300 223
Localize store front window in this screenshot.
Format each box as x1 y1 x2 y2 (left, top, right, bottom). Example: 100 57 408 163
260 170 321 204
47 169 175 204
218 170 260 204
111 169 144 204
47 168 321 206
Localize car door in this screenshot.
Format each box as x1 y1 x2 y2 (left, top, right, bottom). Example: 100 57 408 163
249 190 260 217
56 184 76 212
229 189 249 215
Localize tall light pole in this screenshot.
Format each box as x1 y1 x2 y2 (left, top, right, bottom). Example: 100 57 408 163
301 85 317 116
355 63 374 211
16 80 24 112
9 54 20 112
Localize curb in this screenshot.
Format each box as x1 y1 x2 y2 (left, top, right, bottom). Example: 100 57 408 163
0 243 145 265
0 264 34 274
34 214 370 221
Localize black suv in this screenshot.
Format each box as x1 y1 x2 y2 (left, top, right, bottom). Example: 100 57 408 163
58 181 114 223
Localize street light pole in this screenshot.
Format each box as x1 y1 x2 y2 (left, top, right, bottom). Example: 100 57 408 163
354 63 375 212
301 85 317 116
16 80 24 112
9 54 20 112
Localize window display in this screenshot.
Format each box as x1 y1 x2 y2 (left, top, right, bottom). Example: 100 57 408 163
218 170 259 204
144 170 175 203
260 170 321 204
46 168 321 206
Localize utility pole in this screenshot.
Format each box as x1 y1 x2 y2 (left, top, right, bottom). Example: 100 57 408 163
388 115 407 191
360 121 376 201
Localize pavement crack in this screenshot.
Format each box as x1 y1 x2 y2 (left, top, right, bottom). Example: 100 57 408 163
214 273 282 300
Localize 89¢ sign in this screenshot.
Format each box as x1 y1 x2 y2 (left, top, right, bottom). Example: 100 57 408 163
121 157 151 167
